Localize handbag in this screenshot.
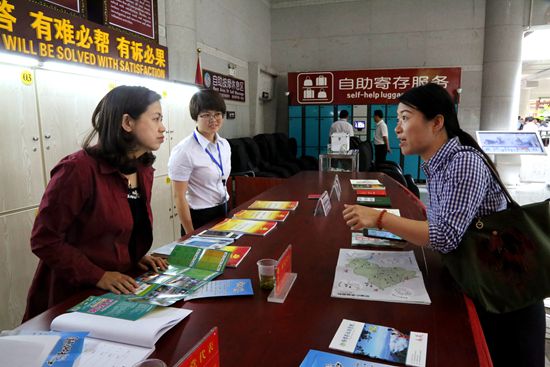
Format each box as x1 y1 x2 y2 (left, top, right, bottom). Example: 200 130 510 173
441 156 550 313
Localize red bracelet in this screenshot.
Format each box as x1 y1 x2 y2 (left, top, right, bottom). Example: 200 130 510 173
376 209 387 230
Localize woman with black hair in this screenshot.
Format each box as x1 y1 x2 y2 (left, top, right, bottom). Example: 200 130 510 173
23 85 168 321
343 83 545 366
168 89 231 235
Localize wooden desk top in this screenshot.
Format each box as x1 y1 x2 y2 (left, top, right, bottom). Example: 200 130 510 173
18 171 481 366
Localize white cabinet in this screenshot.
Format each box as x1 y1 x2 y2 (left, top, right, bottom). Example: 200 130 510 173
0 65 44 213
0 208 39 329
35 70 112 176
150 175 176 251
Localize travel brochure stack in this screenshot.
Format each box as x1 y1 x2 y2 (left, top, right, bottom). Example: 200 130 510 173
351 179 391 208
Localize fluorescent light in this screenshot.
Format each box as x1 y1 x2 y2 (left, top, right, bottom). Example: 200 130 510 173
0 52 39 67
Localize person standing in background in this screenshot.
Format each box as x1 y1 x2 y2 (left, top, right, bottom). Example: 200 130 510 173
373 109 391 164
168 89 231 236
23 86 168 321
329 110 354 138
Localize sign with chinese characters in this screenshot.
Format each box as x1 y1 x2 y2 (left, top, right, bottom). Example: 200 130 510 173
275 245 292 296
203 69 246 102
176 327 220 367
106 0 156 40
288 67 461 105
0 0 168 79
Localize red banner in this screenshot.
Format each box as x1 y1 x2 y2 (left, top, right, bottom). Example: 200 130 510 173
106 0 156 39
275 245 292 295
43 0 81 13
0 0 168 79
288 67 461 105
203 69 246 102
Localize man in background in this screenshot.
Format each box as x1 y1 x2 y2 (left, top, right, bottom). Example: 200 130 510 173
373 109 390 164
329 110 354 138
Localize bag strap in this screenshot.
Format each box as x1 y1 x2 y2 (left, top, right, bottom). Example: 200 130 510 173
475 152 520 209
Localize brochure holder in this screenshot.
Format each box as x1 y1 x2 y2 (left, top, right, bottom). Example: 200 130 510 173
329 174 341 202
268 245 297 303
313 190 331 216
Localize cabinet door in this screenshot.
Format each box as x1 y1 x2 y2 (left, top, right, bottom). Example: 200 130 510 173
150 175 176 251
0 64 44 213
0 208 39 329
35 69 111 175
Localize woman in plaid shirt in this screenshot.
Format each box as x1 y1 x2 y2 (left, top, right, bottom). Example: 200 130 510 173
343 83 545 367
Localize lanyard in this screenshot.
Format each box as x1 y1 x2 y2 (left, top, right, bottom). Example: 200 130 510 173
193 131 224 177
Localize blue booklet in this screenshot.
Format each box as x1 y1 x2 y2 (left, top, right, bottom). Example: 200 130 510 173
184 279 253 301
300 349 393 367
329 319 428 367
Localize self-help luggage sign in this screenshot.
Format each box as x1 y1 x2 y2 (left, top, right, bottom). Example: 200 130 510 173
297 72 334 104
289 67 461 105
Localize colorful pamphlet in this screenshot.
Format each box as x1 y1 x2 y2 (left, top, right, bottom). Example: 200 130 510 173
356 189 387 197
184 279 253 301
351 232 406 248
350 179 385 190
210 218 277 236
233 209 290 222
300 349 393 367
180 237 234 249
356 196 392 207
68 295 156 321
331 249 431 305
329 319 428 367
248 200 299 211
221 245 251 268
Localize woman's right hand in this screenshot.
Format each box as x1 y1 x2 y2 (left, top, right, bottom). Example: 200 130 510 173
96 271 139 295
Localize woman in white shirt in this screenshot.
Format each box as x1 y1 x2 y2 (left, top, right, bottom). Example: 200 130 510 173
168 89 231 235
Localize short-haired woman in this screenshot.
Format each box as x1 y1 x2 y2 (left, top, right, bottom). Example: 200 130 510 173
168 89 231 235
23 86 168 321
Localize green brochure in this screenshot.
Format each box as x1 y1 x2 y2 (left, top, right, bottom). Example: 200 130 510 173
69 295 156 320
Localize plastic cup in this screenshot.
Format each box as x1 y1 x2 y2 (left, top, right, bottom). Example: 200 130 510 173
257 259 277 290
132 359 167 367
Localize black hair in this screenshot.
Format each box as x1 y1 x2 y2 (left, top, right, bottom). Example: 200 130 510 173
82 85 161 173
374 109 384 118
339 110 349 119
398 83 497 172
189 89 227 121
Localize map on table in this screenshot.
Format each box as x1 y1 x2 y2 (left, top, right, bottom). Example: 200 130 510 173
331 249 431 305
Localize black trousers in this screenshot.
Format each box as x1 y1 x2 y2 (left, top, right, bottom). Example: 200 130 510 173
374 144 387 165
475 300 545 367
181 202 227 236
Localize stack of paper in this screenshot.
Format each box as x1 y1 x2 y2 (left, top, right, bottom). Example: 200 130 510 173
210 218 277 236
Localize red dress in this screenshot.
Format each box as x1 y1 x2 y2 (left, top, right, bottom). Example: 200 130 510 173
22 150 154 321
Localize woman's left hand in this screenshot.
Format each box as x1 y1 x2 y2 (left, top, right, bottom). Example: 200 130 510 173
342 204 380 230
138 255 168 272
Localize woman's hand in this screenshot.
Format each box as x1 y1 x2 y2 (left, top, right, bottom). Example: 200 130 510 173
138 255 168 273
342 204 381 230
96 271 139 295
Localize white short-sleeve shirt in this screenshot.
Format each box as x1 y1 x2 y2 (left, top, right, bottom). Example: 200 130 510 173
374 119 388 145
168 130 232 209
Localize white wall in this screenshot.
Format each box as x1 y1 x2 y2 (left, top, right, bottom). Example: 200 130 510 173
271 0 486 135
162 0 273 139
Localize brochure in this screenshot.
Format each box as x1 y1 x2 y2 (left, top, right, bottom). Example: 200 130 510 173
51 306 192 348
351 232 406 249
356 189 387 197
195 229 243 241
68 295 156 321
184 279 253 301
210 218 277 236
153 237 234 256
350 179 385 190
329 319 428 367
300 349 394 367
248 200 299 211
233 209 290 222
357 196 392 208
221 245 251 268
331 249 431 305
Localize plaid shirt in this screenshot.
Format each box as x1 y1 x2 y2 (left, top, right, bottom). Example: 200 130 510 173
422 137 507 253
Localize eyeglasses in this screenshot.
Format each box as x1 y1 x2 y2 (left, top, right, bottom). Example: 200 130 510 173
198 112 224 120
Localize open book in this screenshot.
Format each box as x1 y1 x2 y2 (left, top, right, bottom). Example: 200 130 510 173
51 307 192 349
